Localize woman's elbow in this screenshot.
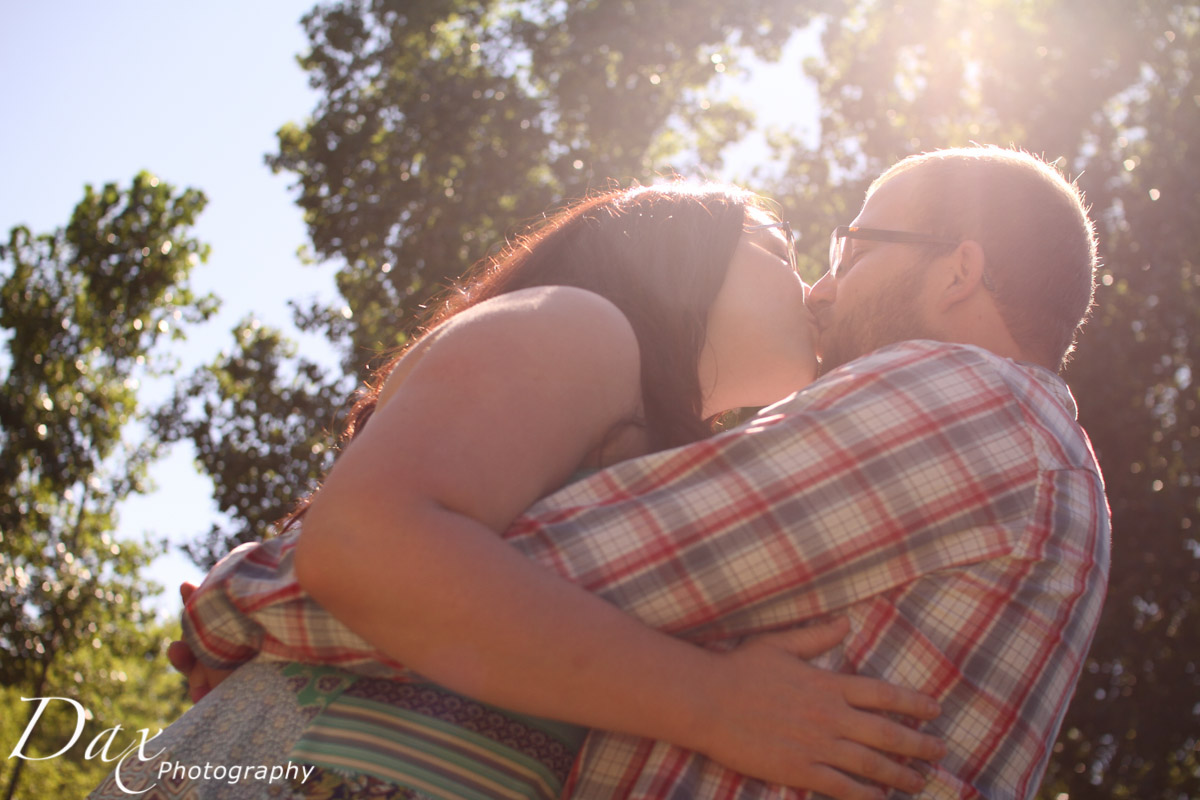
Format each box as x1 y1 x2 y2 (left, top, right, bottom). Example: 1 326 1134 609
292 501 345 602
292 487 404 605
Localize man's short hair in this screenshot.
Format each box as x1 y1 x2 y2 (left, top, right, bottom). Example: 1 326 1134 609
870 146 1099 369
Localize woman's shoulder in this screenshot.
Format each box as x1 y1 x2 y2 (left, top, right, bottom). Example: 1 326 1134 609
435 286 640 368
381 287 641 412
452 286 634 336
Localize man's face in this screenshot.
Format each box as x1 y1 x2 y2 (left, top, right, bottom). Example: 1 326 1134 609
807 173 943 374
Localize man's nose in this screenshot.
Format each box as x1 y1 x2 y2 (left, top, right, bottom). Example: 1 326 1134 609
807 271 835 312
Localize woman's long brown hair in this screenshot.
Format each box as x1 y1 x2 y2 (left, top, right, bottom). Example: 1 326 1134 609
280 181 774 532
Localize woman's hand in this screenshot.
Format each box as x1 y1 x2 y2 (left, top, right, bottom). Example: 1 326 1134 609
167 582 235 703
692 618 944 800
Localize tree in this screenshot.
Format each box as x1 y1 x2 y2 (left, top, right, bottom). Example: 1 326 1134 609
155 318 347 570
0 626 187 799
0 172 213 798
268 0 834 372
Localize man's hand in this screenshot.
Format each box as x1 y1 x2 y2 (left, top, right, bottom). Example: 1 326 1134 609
167 582 235 703
695 618 945 800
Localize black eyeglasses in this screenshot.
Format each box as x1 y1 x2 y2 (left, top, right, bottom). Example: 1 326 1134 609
746 220 798 274
828 225 960 278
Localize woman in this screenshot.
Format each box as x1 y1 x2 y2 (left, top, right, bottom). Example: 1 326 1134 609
93 182 942 800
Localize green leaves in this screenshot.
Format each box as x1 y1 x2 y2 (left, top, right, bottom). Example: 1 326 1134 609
0 173 209 797
0 172 213 506
155 318 348 569
270 0 827 378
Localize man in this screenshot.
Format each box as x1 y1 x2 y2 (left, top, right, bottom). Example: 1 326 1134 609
172 146 1109 799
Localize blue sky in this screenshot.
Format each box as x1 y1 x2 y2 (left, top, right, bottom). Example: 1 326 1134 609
1 2 341 612
1 3 819 618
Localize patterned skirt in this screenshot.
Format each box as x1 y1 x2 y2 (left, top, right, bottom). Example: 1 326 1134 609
88 662 585 800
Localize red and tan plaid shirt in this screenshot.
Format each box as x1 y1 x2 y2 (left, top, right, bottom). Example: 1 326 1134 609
183 340 1110 800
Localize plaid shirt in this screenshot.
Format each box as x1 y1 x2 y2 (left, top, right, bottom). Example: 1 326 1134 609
183 340 1110 800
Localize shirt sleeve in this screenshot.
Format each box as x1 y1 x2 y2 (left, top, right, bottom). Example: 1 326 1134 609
181 530 410 676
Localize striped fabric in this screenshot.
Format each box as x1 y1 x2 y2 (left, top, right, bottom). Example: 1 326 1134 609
183 340 1110 800
284 667 584 800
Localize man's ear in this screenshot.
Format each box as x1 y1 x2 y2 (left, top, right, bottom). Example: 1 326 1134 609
935 240 989 310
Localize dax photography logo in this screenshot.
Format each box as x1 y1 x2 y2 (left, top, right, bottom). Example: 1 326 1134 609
9 697 164 795
8 696 316 795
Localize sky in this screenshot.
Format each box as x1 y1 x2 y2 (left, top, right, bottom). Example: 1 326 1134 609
0 1 340 614
1 3 819 619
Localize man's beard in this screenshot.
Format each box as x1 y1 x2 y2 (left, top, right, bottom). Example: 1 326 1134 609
817 280 936 375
